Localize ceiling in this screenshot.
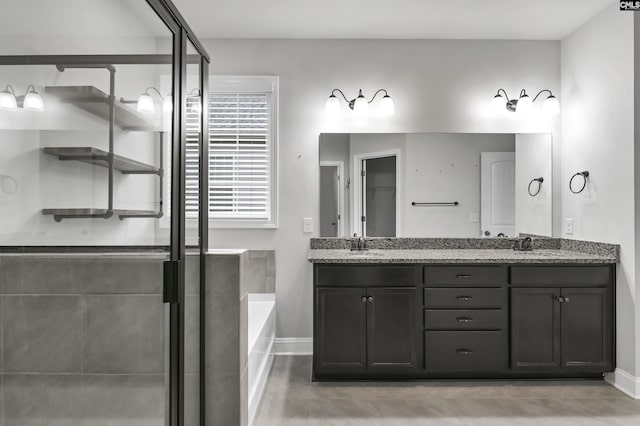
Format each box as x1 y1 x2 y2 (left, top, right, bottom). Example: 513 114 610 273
173 0 615 40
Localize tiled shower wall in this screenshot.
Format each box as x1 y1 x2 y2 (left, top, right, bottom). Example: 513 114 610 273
0 253 200 426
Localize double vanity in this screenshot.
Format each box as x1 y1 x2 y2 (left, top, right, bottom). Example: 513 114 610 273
308 238 618 381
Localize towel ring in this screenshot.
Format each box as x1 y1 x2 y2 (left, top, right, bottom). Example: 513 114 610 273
527 177 543 197
569 171 589 194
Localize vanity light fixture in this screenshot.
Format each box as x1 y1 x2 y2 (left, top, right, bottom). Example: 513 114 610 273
121 87 172 114
0 84 45 111
0 85 18 110
325 89 395 116
491 88 559 115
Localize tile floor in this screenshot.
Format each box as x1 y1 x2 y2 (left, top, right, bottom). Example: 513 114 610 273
254 356 640 425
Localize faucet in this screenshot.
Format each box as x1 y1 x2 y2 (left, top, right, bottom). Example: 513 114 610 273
513 236 533 252
350 234 368 251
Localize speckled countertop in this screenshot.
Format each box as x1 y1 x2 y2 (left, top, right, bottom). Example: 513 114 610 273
307 249 617 264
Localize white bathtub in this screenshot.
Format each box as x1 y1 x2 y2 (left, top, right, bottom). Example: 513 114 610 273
248 293 275 426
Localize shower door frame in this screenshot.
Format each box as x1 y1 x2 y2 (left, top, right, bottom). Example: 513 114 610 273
0 1 210 424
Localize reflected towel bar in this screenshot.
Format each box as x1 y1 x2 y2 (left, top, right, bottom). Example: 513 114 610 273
411 201 459 206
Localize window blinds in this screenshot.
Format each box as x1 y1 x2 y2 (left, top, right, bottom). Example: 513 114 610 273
185 92 272 220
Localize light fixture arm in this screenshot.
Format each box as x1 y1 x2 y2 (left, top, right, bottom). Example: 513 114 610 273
145 86 165 100
3 85 16 97
368 89 389 104
496 88 510 100
24 84 37 95
329 88 350 104
532 89 554 102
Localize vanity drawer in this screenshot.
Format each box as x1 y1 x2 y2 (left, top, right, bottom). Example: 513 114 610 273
424 288 505 309
423 266 507 286
425 331 506 371
424 309 504 330
315 265 418 287
511 265 613 287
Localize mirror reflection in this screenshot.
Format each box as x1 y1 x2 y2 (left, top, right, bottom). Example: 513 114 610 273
319 133 552 238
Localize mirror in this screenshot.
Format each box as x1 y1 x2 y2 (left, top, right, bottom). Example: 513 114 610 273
319 132 552 238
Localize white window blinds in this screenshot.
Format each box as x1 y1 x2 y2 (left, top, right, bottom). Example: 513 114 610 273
209 92 271 220
185 76 277 226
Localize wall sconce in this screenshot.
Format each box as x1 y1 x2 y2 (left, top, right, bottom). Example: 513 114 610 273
325 89 395 116
0 84 44 111
122 87 172 114
491 88 559 115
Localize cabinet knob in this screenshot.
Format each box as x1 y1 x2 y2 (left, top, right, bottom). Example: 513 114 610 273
368 296 374 302
361 296 367 303
555 296 564 302
564 297 570 303
457 296 473 301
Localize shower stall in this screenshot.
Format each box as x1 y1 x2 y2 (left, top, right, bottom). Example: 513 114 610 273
0 1 209 425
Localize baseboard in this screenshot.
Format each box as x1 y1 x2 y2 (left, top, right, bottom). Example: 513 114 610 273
605 368 640 399
274 337 313 355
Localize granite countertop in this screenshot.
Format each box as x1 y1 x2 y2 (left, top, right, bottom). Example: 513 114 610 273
307 249 618 264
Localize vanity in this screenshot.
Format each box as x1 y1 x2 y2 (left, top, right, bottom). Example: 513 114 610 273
308 240 618 381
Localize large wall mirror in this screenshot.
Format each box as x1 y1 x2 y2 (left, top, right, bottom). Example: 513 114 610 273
319 133 552 238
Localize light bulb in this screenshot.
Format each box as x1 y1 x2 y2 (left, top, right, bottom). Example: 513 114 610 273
163 95 173 113
490 94 505 113
379 95 395 116
325 95 341 116
0 87 17 111
542 95 560 116
23 90 44 111
516 94 532 113
353 92 368 115
137 93 155 114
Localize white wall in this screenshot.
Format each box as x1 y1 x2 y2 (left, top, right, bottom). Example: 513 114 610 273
203 38 561 340
561 7 637 379
515 133 553 236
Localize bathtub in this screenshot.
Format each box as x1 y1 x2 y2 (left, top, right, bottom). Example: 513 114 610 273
248 293 276 425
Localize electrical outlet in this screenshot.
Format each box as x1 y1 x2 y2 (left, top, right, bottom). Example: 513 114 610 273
469 213 480 223
564 218 574 235
303 217 313 233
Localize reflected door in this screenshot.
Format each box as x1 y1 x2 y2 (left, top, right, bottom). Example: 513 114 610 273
480 152 515 237
361 156 396 237
319 164 340 237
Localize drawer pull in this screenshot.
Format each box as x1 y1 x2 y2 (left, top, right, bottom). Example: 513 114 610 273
456 349 474 355
456 296 473 301
456 274 473 279
456 317 474 323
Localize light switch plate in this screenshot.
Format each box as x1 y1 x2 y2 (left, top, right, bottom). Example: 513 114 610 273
469 213 480 223
565 218 574 235
303 217 313 233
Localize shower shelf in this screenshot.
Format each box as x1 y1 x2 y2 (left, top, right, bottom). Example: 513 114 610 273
42 208 162 222
45 85 159 131
42 147 161 175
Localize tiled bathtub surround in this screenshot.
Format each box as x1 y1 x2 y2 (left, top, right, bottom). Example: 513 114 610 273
0 252 175 426
205 249 276 426
309 237 620 260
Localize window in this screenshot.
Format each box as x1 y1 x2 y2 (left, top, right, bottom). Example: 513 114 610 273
185 76 278 228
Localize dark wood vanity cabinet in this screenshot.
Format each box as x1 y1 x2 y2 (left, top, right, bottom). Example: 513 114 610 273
313 265 419 378
313 263 615 380
511 266 614 373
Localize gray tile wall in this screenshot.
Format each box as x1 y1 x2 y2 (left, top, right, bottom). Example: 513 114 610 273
205 250 275 426
0 254 174 426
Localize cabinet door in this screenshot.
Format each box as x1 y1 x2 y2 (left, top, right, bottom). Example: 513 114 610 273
511 288 561 370
314 287 367 374
366 287 418 373
561 287 613 371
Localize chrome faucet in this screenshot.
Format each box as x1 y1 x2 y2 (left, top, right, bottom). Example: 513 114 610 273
350 234 368 251
513 236 533 252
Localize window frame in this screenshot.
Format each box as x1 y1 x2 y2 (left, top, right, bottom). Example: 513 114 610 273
205 75 278 229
